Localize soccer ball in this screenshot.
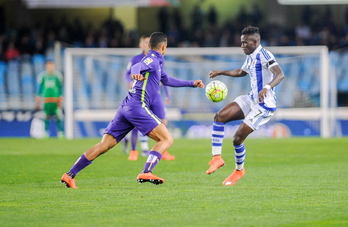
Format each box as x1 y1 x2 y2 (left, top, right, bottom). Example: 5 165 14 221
205 80 228 102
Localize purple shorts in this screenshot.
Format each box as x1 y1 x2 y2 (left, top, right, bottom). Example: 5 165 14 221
104 105 161 143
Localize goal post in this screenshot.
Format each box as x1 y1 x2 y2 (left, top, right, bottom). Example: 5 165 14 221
63 46 333 139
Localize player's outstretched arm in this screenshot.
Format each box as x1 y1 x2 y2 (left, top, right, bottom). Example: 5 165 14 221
209 69 247 78
193 80 204 88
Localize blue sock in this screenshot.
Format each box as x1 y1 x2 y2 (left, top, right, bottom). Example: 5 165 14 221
68 154 92 178
212 121 225 156
142 151 162 173
234 143 246 170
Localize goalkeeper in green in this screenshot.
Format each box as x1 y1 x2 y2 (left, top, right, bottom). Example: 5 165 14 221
36 60 64 138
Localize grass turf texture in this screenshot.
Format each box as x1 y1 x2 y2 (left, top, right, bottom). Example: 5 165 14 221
1 138 348 227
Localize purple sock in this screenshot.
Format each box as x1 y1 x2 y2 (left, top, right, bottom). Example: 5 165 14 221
142 151 162 173
69 154 92 177
131 128 138 150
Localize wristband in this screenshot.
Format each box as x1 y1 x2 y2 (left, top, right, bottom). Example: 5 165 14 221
264 85 271 90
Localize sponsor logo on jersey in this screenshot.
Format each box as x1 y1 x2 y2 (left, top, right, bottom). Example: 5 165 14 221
143 57 153 65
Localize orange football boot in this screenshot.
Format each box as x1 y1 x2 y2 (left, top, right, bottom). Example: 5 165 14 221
128 150 138 161
137 172 165 185
222 168 245 186
60 173 78 188
206 155 225 174
161 151 175 160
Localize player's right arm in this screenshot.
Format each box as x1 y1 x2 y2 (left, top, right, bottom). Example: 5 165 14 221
130 61 151 81
209 68 247 78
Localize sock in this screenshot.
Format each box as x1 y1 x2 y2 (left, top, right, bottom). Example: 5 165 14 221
139 133 149 153
234 143 246 170
122 136 129 154
142 151 162 173
212 121 225 156
131 128 138 150
68 154 92 178
44 118 49 131
56 118 63 132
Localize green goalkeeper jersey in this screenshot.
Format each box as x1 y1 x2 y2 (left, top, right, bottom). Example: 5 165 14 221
37 70 63 98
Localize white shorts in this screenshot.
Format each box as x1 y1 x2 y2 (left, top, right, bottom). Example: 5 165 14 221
234 94 275 130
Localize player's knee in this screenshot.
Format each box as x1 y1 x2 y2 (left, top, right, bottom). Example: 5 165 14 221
233 135 244 146
214 112 224 122
100 140 116 152
165 136 174 147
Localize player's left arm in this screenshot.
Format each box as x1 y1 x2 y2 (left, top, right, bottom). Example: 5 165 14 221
57 72 64 107
258 63 285 103
161 70 204 88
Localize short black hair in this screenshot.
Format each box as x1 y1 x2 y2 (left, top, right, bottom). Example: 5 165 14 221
149 32 167 49
241 26 260 36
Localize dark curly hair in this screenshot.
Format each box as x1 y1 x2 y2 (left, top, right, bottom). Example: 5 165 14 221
241 26 260 36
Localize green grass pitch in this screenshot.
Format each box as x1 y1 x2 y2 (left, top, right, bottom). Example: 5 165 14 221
1 137 348 227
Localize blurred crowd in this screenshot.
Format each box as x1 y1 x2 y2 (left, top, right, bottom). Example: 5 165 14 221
0 4 348 62
161 5 348 50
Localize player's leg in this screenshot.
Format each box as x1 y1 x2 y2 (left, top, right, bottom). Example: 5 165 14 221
131 128 138 150
137 123 173 184
122 134 129 155
143 123 173 172
54 105 64 138
128 128 139 160
151 99 175 160
147 123 173 155
61 106 131 188
140 99 163 157
207 101 245 174
223 103 275 186
139 133 149 157
61 133 118 188
222 122 252 186
125 105 170 184
160 120 175 160
43 103 53 137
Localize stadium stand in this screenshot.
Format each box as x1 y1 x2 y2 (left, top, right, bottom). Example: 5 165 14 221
0 61 7 109
0 51 347 110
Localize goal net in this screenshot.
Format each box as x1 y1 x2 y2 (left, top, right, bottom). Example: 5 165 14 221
63 46 336 139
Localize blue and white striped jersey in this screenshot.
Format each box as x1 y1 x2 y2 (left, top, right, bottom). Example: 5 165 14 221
241 45 278 111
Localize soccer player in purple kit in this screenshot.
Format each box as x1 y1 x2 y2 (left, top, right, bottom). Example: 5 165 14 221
61 32 204 188
123 35 175 161
122 35 151 159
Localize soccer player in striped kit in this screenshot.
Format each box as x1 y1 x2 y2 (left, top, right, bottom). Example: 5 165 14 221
207 25 285 186
61 32 204 188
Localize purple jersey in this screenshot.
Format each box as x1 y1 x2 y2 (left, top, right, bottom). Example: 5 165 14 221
124 53 145 84
105 50 196 141
122 50 194 107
